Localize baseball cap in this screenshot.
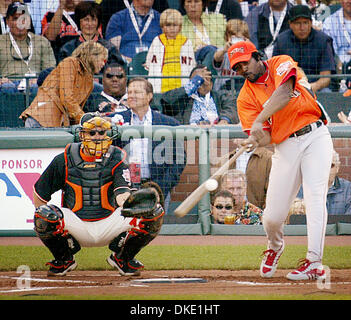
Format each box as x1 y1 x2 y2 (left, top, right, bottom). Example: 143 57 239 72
6 2 29 19
288 5 312 22
228 40 258 69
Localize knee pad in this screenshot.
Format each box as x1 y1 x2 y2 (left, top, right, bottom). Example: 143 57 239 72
34 204 67 239
111 205 164 261
34 204 81 260
137 204 164 237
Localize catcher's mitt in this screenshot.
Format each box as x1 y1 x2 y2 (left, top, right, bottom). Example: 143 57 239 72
121 188 163 219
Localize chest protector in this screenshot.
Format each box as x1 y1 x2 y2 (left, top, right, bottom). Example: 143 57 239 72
63 143 122 221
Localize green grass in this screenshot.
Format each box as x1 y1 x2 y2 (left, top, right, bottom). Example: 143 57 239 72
1 245 351 301
1 245 351 271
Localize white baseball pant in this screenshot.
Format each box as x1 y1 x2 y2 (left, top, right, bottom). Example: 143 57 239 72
263 123 333 262
60 207 137 247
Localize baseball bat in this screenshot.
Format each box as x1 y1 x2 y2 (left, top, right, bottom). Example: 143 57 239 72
174 146 246 217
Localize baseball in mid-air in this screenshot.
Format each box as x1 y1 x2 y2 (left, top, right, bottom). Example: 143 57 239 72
205 179 218 191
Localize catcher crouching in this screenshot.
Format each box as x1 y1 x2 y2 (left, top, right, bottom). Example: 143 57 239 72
32 114 164 276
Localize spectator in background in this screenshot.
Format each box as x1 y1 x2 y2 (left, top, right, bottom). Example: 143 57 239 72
323 0 351 95
161 64 238 125
245 0 292 58
20 41 108 127
42 0 83 61
208 18 250 91
286 198 306 224
0 2 56 93
219 169 263 224
26 0 59 35
0 0 35 35
100 0 168 35
204 0 243 20
210 190 238 224
180 0 226 63
84 62 129 113
57 1 123 64
215 147 272 209
326 150 351 215
272 5 336 93
109 77 186 213
145 8 196 93
105 0 162 63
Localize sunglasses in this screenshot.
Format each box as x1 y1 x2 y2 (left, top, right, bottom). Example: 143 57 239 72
215 205 233 210
88 130 106 136
105 73 125 79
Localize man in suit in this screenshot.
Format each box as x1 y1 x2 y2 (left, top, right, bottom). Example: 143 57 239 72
109 77 186 213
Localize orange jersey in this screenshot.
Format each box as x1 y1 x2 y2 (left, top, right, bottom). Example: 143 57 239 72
237 55 323 144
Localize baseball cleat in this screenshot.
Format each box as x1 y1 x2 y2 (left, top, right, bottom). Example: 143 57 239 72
107 253 144 276
46 259 77 276
286 259 326 281
260 241 285 278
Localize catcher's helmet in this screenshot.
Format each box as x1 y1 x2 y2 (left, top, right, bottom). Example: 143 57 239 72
79 113 114 158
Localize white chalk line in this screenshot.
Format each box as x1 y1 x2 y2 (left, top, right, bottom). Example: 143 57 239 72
1 275 351 294
0 286 100 294
217 280 351 286
0 275 98 284
0 275 149 293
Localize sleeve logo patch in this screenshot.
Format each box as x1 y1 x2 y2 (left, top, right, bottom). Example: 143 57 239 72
122 169 131 183
276 61 292 76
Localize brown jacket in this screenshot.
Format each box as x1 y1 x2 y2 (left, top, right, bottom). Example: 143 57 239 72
215 146 273 209
20 57 93 127
245 147 273 209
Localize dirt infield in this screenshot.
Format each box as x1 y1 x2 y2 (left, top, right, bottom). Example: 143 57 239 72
1 269 351 298
1 236 351 299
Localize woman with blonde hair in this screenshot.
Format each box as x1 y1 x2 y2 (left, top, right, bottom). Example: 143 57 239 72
20 41 108 127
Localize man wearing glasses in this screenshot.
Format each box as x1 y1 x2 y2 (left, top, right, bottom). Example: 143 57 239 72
0 2 56 93
85 62 129 114
219 169 263 225
210 190 236 224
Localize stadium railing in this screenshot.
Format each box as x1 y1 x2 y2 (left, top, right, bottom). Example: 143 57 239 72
1 125 351 236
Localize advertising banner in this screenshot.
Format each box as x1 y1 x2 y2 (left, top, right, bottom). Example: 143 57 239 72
0 148 63 230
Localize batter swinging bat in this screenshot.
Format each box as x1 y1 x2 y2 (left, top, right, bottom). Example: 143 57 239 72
174 146 247 217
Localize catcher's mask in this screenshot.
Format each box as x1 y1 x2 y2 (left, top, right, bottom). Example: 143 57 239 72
79 114 114 158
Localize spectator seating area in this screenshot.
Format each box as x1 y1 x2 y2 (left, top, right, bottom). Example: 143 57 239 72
1 89 350 128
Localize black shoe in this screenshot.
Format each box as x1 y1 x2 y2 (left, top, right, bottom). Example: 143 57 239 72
107 253 144 276
46 259 77 276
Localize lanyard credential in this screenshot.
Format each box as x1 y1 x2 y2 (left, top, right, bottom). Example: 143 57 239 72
123 0 154 46
62 10 80 34
9 32 33 73
205 0 223 14
0 15 8 34
101 91 128 107
268 5 287 42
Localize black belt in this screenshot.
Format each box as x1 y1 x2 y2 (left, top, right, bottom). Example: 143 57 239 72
289 120 322 138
